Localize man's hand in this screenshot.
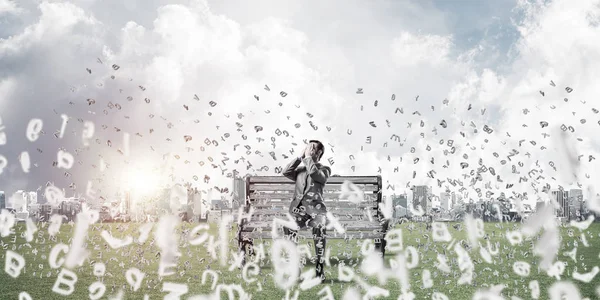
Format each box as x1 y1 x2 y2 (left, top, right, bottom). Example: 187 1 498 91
304 144 315 159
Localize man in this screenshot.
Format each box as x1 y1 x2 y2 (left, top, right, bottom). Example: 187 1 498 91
282 140 331 282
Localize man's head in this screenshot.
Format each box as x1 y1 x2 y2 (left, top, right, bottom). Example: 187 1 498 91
308 140 324 161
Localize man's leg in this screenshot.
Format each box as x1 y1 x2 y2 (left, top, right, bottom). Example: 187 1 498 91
284 215 305 276
283 225 299 244
311 215 327 281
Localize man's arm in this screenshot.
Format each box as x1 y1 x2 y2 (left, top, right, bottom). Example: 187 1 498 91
302 157 331 184
282 157 302 180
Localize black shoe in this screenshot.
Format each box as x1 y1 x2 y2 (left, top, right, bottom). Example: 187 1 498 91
318 274 326 284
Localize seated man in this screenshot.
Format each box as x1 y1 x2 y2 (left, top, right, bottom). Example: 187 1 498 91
282 140 331 282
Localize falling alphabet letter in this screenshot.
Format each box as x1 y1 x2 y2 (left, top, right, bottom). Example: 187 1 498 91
26 119 43 142
57 150 74 169
59 114 69 139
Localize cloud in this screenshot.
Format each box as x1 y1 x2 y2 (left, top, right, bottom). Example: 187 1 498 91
0 0 599 208
0 2 96 55
491 0 600 199
0 0 21 16
391 32 453 66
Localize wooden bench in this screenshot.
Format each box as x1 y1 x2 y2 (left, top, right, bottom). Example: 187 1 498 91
236 175 389 263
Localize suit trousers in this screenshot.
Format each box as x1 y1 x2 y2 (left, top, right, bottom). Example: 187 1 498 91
284 200 327 279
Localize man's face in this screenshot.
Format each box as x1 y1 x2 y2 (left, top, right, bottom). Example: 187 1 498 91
309 142 322 161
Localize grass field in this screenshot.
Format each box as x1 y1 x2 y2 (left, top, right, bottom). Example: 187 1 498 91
1 220 599 299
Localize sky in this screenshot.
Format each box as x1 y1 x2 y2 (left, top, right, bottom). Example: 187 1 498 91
1 0 600 209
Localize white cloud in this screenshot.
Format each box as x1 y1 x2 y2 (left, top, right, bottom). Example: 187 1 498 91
492 0 600 199
0 0 20 15
0 1 98 61
391 32 453 66
0 0 599 208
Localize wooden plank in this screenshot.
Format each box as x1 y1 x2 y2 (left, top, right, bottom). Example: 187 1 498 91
241 227 383 235
246 215 376 224
328 215 378 222
240 230 385 240
248 209 377 217
249 176 380 185
248 201 377 208
244 209 378 216
249 192 378 200
246 216 377 224
243 210 378 219
343 225 384 231
324 205 376 211
247 210 378 220
242 234 385 240
241 227 384 234
249 197 377 204
250 203 377 210
241 221 383 232
249 184 379 192
242 212 378 223
248 199 377 206
241 220 381 229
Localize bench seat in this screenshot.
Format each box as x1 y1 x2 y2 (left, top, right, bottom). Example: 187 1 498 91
237 175 389 262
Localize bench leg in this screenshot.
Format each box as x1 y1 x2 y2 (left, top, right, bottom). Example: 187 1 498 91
313 225 326 280
375 220 390 257
374 238 386 257
239 239 254 267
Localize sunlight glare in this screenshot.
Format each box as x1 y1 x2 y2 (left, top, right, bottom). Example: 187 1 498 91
122 166 161 197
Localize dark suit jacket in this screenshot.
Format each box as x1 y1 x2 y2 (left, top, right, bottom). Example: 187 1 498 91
282 157 332 215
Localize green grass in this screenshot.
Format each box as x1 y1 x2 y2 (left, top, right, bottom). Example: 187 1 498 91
1 221 599 299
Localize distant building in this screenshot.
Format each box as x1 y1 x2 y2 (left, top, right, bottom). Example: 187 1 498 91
0 191 5 210
391 194 408 218
207 199 231 223
12 190 23 206
6 191 38 212
190 187 203 219
211 199 228 210
569 189 583 220
158 188 171 211
113 190 132 215
552 189 569 218
535 201 546 213
465 201 477 216
37 203 54 222
28 192 38 205
231 198 240 210
411 186 432 214
233 176 246 206
177 185 195 222
398 194 408 209
59 199 82 222
395 206 408 218
86 193 101 210
29 203 39 215
455 193 464 207
440 192 451 211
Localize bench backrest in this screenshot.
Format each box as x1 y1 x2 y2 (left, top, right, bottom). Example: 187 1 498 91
241 175 384 239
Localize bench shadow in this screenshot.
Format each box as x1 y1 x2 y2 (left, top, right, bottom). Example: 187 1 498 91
321 278 350 285
255 256 365 271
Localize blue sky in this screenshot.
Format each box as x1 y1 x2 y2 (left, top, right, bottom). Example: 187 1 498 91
432 0 520 61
